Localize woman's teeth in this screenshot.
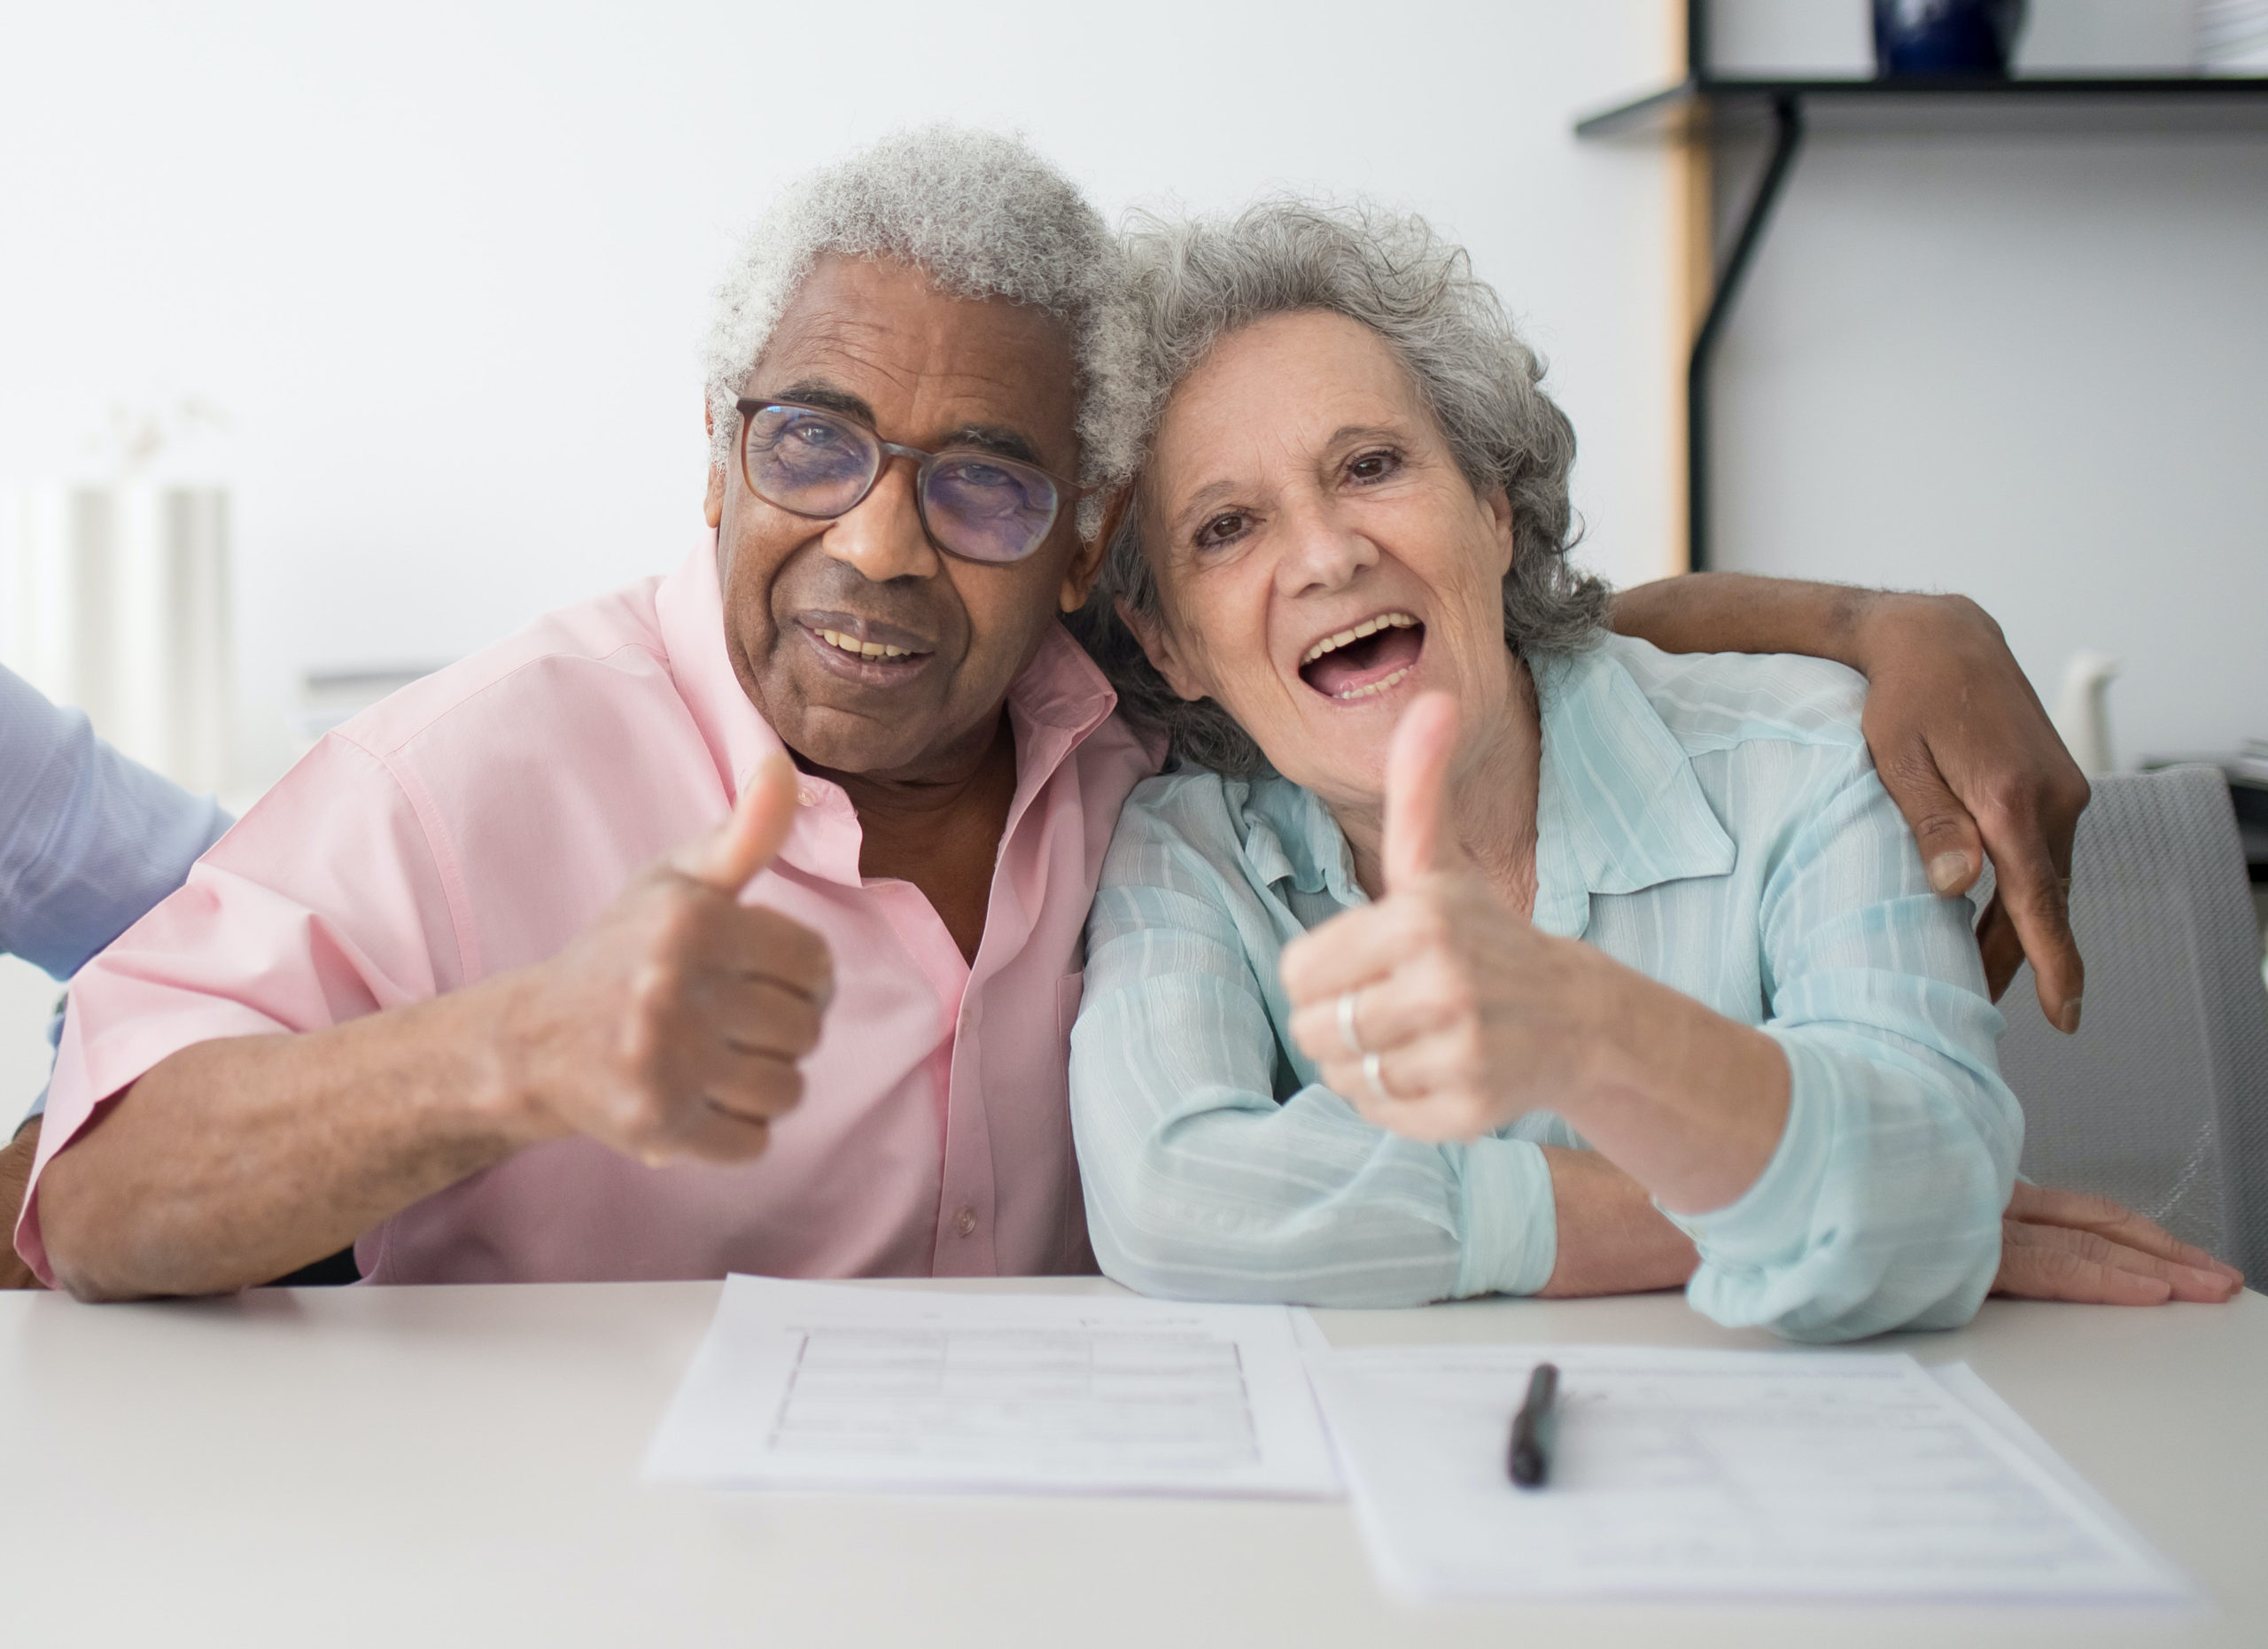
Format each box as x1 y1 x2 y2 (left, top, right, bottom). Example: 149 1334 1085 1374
1332 665 1414 701
817 628 917 660
1299 611 1418 666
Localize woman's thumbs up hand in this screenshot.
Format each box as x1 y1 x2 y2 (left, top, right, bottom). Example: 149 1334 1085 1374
1284 692 1599 1144
492 751 835 1168
1381 690 1459 892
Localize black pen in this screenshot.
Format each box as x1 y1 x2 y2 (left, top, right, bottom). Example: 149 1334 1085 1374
1507 1361 1558 1489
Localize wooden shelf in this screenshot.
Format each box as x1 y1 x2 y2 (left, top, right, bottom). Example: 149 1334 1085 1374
1571 61 2268 570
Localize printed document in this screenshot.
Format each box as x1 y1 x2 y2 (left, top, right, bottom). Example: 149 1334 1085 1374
644 1276 1338 1497
1309 1343 2191 1604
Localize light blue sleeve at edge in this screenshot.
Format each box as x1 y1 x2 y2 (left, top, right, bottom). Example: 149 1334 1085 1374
1666 763 2019 1343
0 664 232 1125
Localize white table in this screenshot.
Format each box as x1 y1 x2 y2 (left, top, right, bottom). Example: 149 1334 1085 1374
4 1280 2262 1647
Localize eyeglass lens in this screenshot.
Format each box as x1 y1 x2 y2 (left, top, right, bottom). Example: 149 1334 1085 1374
742 403 1060 564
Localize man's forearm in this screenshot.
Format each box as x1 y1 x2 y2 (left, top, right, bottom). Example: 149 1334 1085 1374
35 978 560 1301
2 1116 42 1289
1610 572 1886 670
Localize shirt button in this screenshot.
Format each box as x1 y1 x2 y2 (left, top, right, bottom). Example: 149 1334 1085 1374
796 785 820 806
953 1207 977 1238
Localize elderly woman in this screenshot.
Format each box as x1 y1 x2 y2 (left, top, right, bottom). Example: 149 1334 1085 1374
1066 201 2241 1340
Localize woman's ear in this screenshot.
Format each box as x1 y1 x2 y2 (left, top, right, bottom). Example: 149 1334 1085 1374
1480 483 1516 580
703 401 726 529
1115 596 1210 704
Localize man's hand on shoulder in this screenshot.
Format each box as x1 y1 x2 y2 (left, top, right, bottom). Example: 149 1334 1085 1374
1845 592 2090 1026
490 752 833 1167
1608 575 2088 1028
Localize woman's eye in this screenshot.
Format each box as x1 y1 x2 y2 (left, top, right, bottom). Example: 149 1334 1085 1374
1192 512 1248 549
1346 449 1402 484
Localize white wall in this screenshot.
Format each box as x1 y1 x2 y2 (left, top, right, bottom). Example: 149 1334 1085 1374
1705 3 2268 766
0 0 1687 797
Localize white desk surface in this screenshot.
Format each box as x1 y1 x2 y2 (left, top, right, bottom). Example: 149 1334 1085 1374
3 1279 2262 1648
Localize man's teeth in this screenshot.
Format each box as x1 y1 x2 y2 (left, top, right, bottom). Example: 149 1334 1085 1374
817 628 917 660
1333 665 1415 702
1299 611 1418 666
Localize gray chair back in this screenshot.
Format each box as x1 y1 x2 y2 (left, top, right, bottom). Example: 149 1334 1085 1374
1995 766 2268 1280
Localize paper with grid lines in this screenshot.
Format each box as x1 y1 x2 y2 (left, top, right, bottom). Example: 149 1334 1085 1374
644 1276 1337 1497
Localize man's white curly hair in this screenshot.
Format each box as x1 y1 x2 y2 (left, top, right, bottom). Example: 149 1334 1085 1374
701 125 1145 541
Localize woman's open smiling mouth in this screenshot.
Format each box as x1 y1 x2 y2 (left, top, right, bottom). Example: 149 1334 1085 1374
1297 611 1425 701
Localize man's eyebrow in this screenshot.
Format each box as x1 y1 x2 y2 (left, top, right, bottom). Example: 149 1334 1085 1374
757 383 879 425
936 424 1046 468
749 387 1049 471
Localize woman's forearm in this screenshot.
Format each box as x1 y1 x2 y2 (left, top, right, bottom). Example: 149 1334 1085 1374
35 977 557 1301
1557 955 1793 1217
1537 1147 1697 1296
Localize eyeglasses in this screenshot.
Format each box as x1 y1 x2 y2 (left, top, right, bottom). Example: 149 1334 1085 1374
734 398 1080 565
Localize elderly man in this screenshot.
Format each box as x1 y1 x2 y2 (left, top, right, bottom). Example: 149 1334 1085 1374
19 128 2119 1301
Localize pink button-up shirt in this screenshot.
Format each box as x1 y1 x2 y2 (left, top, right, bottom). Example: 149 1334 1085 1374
16 540 1157 1286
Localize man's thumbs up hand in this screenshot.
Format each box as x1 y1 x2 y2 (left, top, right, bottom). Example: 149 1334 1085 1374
497 751 834 1169
672 751 801 892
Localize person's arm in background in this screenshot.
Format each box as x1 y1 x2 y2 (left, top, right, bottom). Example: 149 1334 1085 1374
0 664 231 1288
1610 575 2087 1031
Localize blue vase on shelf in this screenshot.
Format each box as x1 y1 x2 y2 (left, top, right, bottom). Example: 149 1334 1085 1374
1873 0 2028 78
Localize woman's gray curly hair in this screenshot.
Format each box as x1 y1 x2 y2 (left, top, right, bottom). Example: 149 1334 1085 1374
701 125 1144 541
1068 198 1609 777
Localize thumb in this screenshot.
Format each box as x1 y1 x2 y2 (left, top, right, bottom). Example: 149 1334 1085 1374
1383 691 1460 892
673 751 800 893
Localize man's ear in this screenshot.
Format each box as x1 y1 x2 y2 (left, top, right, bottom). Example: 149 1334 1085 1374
1115 596 1209 704
1057 486 1128 615
1057 526 1108 614
703 401 726 529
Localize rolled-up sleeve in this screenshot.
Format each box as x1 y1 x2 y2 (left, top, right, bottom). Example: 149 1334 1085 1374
1069 787 1558 1307
15 732 462 1285
1668 760 2017 1342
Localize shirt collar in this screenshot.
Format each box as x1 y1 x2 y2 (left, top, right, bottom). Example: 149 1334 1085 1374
652 533 1123 888
1242 775 1367 906
1244 641 1734 934
1528 642 1735 938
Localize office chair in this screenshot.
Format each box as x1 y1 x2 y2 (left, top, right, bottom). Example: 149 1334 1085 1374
1995 766 2268 1280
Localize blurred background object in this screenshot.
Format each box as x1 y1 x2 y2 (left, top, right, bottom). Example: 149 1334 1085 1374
2051 649 2120 777
0 482 232 796
2197 0 2268 73
292 665 446 750
1872 0 2029 79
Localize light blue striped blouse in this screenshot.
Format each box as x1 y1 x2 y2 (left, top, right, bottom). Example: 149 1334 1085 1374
1068 635 2020 1342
